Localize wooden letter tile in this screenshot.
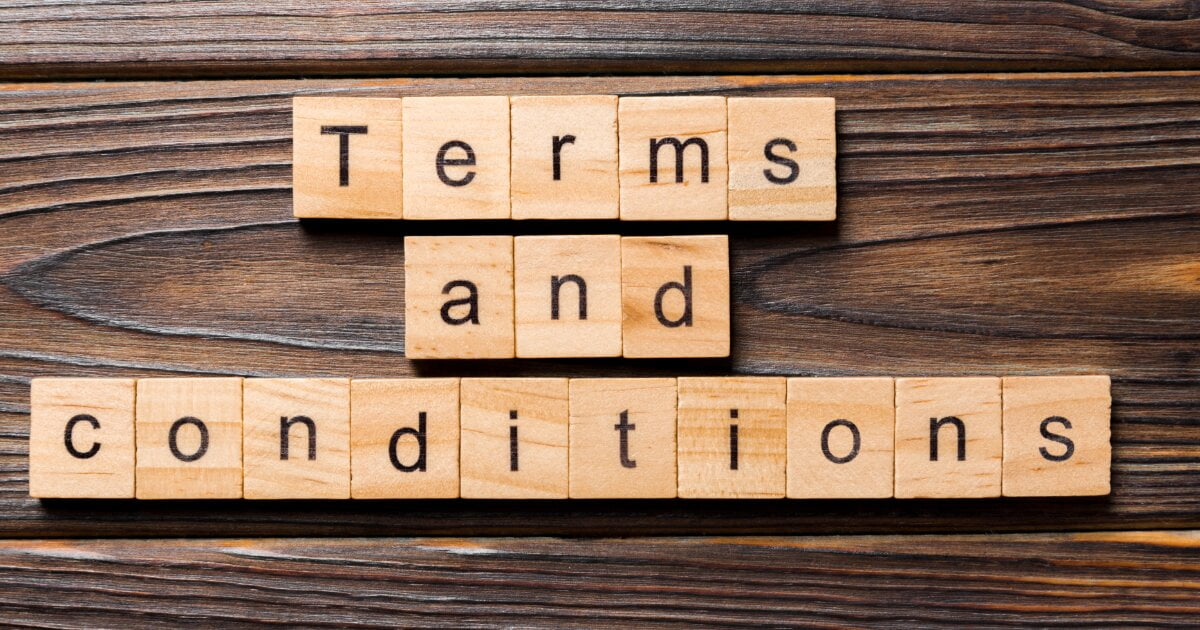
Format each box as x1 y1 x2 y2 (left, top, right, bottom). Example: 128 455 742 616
460 378 568 499
569 378 677 499
351 378 460 499
135 378 243 499
511 95 618 219
1002 375 1111 497
621 235 730 358
292 97 403 219
618 96 728 220
786 377 894 499
242 378 349 499
404 235 515 359
514 234 622 358
402 96 510 219
894 377 1002 498
727 97 836 221
677 377 786 498
29 378 135 499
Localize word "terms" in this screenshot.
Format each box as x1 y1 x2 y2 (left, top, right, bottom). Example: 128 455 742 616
29 375 1110 500
293 95 836 221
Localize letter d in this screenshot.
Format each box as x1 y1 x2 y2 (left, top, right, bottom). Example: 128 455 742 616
389 412 428 473
654 265 693 328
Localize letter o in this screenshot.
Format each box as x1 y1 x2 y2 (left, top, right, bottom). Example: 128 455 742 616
168 416 209 463
820 419 861 464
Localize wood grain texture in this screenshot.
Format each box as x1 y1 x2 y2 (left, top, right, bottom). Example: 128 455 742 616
0 73 1195 535
1 1 1199 79
0 532 1198 627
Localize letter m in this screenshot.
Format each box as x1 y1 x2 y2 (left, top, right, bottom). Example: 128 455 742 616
649 137 709 184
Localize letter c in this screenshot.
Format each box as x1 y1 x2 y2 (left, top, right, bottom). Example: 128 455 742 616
63 414 101 459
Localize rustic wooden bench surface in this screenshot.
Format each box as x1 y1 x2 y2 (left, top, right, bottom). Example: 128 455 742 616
0 2 1197 626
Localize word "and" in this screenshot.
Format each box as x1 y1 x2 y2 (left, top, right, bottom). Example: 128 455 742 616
405 235 729 359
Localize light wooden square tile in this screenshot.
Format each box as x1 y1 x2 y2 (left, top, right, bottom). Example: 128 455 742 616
402 96 510 219
351 378 460 499
242 378 349 499
786 377 894 499
618 96 728 220
404 235 515 359
1002 375 1111 497
727 97 836 221
292 97 403 219
515 234 622 358
677 377 786 498
135 378 243 499
511 95 618 219
460 378 568 499
29 378 136 499
569 378 677 498
621 235 730 358
894 377 1002 498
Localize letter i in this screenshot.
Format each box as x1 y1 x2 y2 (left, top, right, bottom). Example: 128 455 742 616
509 410 519 472
729 409 739 471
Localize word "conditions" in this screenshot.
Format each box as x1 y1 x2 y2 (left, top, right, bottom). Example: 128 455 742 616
29 375 1110 500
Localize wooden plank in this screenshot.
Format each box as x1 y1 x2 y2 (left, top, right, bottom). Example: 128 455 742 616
895 377 1003 499
514 235 623 358
677 377 787 499
1003 375 1113 497
28 378 136 499
242 377 351 500
291 97 403 219
618 96 729 220
621 235 731 357
568 378 678 499
1 2 1199 79
133 377 243 500
510 95 619 220
460 378 569 499
0 73 1195 535
786 377 895 499
728 97 838 221
0 532 1197 627
350 378 461 499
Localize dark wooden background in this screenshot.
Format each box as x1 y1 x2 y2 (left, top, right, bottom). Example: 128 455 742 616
0 1 1197 626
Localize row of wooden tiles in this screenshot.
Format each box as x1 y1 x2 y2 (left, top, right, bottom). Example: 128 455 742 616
293 95 836 221
29 375 1110 500
405 234 729 359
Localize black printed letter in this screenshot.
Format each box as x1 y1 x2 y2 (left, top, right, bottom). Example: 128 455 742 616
763 138 799 185
63 414 101 459
440 280 480 325
168 416 209 463
389 412 428 472
1039 416 1075 462
729 409 739 470
550 274 587 321
280 415 317 461
649 137 709 183
820 419 861 464
552 135 576 181
320 125 368 187
614 410 637 469
929 416 966 462
436 140 476 187
509 410 519 472
654 266 693 328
